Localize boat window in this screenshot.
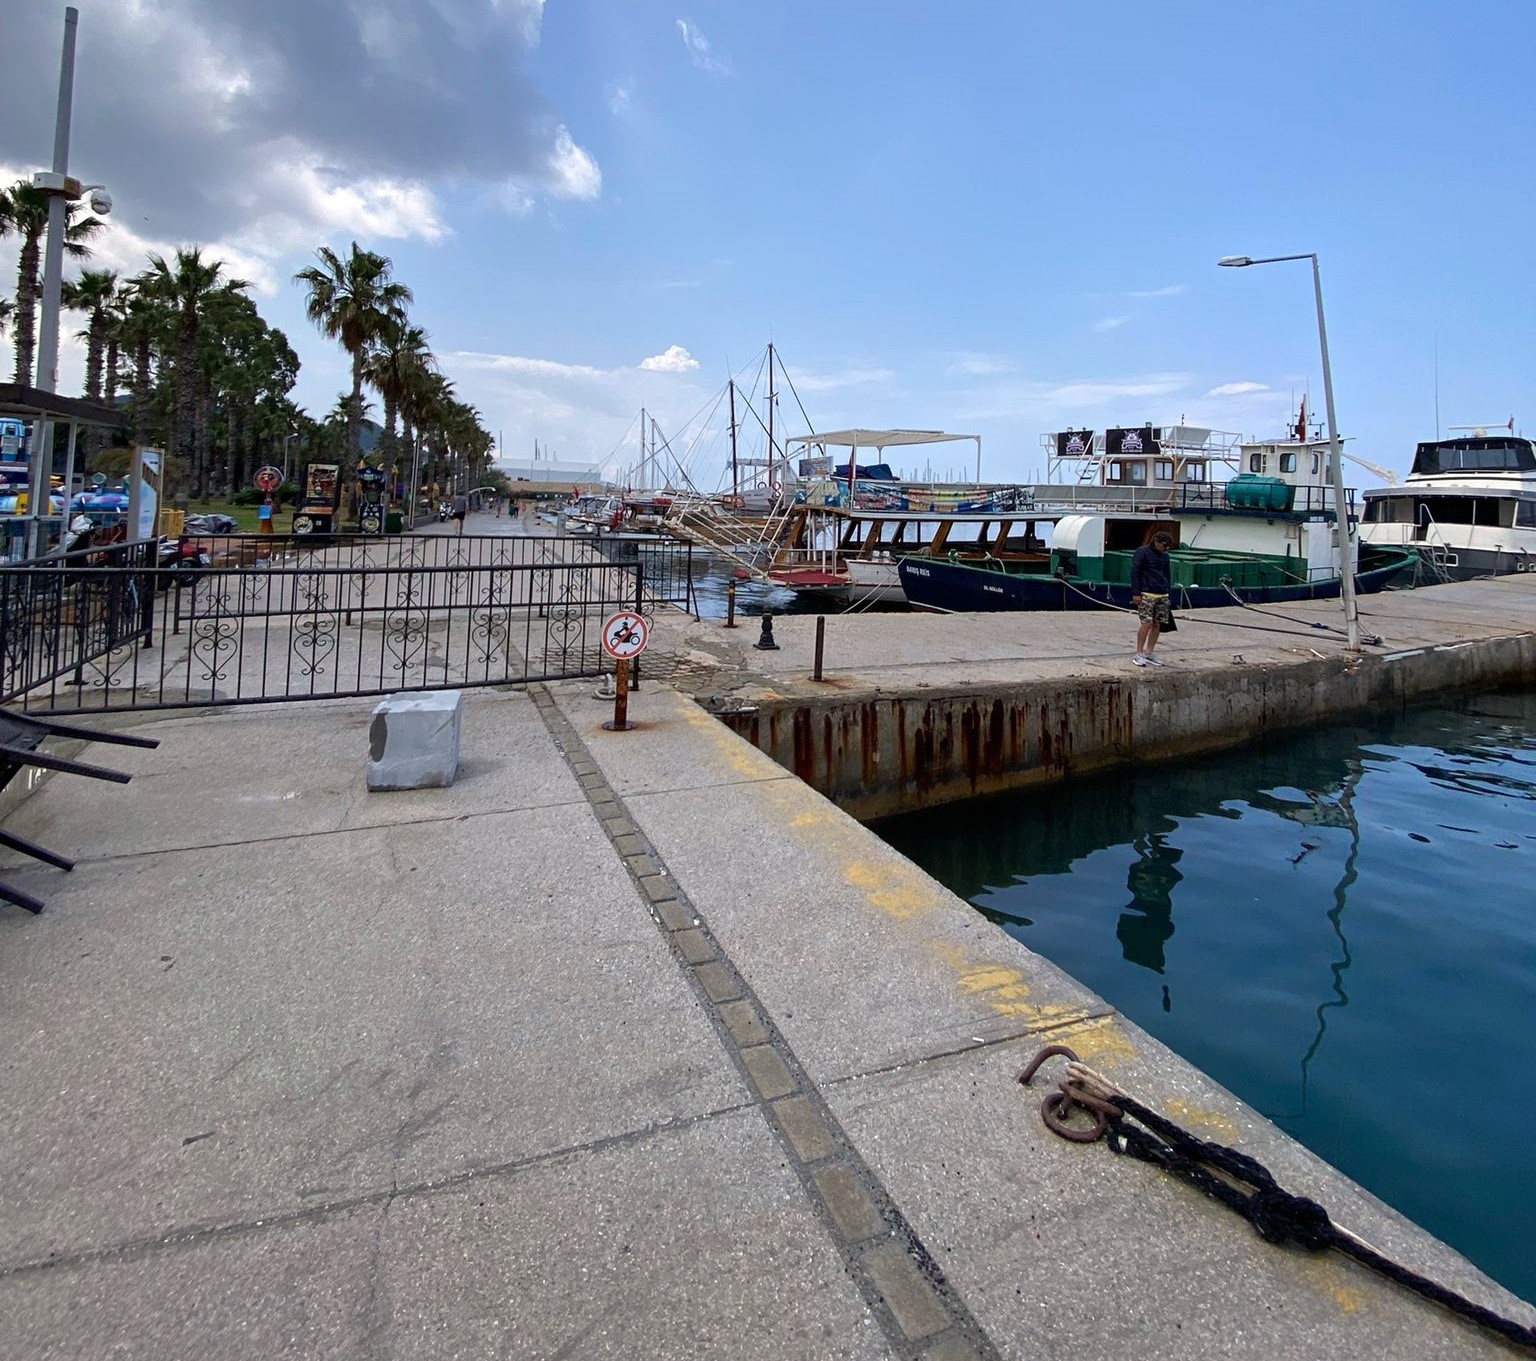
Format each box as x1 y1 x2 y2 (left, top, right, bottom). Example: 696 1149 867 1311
1154 460 1173 482
1517 501 1536 527
1185 463 1207 482
1412 438 1536 475
1280 452 1298 473
1311 454 1321 475
1248 452 1267 473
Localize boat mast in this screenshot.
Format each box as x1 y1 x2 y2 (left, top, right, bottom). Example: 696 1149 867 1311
638 407 647 490
767 343 777 489
728 379 739 499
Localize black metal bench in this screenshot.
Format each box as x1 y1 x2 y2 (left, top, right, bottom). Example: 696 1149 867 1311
0 710 159 914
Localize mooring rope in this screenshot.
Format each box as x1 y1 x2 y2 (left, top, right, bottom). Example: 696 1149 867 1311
1021 1047 1536 1353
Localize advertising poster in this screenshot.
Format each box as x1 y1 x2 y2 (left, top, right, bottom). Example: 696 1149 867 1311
128 447 162 542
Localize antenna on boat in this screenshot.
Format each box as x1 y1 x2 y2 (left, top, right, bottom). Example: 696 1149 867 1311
1433 333 1440 439
1448 418 1516 438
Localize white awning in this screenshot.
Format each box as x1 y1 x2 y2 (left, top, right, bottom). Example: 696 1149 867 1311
785 429 978 450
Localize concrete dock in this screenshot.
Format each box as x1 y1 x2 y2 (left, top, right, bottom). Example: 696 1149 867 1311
644 573 1536 818
2 607 1533 1356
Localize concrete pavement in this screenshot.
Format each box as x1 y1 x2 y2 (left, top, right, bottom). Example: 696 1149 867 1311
1 667 1532 1358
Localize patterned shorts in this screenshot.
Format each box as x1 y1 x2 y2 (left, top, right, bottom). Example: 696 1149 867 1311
1137 594 1171 626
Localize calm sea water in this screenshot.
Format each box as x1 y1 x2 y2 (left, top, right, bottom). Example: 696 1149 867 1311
875 690 1536 1302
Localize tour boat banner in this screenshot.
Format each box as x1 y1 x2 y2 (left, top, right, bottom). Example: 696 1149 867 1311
1105 426 1162 458
1055 430 1095 459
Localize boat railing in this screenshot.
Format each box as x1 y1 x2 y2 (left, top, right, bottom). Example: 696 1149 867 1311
1173 482 1356 515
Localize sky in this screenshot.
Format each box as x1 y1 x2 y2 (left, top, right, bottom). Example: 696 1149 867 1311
2 0 1532 488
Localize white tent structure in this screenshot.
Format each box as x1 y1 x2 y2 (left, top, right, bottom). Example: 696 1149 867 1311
785 429 982 484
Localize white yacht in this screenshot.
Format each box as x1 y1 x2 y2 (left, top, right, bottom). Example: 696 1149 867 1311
1360 431 1536 580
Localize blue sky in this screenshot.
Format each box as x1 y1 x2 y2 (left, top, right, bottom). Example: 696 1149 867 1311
3 0 1532 485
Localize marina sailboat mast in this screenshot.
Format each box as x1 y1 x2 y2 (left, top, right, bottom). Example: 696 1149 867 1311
767 342 777 490
728 380 739 500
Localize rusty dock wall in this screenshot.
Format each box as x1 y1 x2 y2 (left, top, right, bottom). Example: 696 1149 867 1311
716 632 1536 820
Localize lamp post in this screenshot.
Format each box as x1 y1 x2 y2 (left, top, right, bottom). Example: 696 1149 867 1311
25 8 113 558
1218 252 1360 652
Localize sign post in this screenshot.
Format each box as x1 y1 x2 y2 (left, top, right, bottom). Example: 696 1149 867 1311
600 610 649 732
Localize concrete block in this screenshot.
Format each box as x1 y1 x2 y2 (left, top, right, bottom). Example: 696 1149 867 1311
367 690 463 791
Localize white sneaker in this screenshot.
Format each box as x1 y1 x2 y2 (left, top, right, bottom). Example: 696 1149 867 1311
1133 655 1149 666
1144 655 1166 666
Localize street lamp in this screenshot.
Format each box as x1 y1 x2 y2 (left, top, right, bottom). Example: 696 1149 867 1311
1218 251 1360 652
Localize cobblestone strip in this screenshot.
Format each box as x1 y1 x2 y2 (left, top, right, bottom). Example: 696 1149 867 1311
532 686 1003 1361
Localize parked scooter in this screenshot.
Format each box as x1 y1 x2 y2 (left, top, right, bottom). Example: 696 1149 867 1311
156 536 210 574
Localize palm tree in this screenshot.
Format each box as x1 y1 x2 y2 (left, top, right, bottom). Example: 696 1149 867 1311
363 315 433 469
145 247 248 495
61 268 121 403
293 243 412 471
118 274 167 452
0 180 104 385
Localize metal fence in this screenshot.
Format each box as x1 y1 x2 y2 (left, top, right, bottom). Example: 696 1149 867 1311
0 532 695 713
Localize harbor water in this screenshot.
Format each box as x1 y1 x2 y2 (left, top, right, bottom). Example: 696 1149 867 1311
875 689 1536 1302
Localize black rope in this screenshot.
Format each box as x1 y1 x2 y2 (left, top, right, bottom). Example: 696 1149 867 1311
1055 573 1354 645
1100 1089 1536 1352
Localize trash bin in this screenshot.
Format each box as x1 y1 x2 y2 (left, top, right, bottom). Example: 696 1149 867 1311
385 511 404 533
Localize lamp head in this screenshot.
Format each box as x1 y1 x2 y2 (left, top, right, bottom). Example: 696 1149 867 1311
1217 255 1252 268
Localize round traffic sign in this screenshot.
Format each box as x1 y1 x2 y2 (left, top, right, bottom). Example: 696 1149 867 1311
254 465 282 492
601 611 649 660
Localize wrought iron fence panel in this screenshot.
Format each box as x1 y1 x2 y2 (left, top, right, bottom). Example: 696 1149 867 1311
0 532 694 714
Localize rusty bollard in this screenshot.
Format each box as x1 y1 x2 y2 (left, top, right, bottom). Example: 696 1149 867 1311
753 611 780 651
812 615 826 681
724 578 738 629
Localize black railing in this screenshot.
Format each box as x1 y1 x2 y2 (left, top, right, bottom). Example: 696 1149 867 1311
0 532 694 713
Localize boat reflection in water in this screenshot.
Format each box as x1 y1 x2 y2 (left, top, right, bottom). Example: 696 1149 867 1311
873 692 1536 1303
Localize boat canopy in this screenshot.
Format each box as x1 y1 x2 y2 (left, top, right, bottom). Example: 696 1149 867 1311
788 429 979 450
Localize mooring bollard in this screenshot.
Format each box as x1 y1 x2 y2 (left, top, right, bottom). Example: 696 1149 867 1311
812 614 826 681
724 578 738 629
753 611 780 651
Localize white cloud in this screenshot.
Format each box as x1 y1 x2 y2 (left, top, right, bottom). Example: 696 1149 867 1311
607 79 635 117
443 344 718 484
1206 381 1271 397
1128 284 1185 299
546 128 602 201
676 19 734 76
0 0 596 284
947 352 1014 377
640 345 701 373
1093 315 1132 332
784 366 894 392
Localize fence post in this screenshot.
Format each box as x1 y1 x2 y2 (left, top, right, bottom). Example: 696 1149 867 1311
632 558 644 688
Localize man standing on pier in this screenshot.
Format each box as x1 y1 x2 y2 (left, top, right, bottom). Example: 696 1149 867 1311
1131 530 1174 667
